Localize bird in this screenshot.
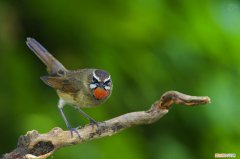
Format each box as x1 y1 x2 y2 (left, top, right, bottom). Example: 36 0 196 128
26 37 113 137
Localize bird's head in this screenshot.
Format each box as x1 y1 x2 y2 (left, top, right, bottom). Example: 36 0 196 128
89 69 112 100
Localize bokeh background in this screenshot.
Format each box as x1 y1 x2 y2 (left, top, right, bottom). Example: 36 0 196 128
0 0 240 158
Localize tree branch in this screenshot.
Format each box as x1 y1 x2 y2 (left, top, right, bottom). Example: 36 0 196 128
1 91 210 159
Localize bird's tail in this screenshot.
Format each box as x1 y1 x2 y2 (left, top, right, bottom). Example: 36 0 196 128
26 37 66 75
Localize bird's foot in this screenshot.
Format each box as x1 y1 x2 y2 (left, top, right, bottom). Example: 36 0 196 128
90 119 97 125
69 127 81 139
89 119 100 129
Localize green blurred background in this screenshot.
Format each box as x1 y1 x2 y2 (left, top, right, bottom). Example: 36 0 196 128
0 0 240 158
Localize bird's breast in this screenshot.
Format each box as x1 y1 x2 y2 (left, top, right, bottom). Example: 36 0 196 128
56 90 104 108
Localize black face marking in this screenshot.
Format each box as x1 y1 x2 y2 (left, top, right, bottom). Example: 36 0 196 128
104 79 111 85
90 70 112 91
92 76 99 83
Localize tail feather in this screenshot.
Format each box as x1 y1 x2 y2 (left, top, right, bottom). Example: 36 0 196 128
26 37 66 75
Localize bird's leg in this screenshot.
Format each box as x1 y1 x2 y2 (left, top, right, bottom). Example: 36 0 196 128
76 107 97 125
58 100 81 139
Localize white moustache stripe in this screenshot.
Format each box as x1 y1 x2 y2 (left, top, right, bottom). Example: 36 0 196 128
104 86 111 90
90 84 97 89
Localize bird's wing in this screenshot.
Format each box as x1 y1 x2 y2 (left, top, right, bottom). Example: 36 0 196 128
40 76 80 93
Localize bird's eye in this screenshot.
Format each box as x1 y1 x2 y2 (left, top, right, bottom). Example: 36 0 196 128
104 79 111 85
92 77 99 83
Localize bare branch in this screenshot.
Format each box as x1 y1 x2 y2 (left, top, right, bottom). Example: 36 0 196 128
1 91 210 159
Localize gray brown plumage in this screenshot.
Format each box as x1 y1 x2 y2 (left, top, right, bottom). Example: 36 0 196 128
26 37 113 137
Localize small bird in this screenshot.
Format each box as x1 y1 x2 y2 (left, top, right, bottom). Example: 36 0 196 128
26 37 113 137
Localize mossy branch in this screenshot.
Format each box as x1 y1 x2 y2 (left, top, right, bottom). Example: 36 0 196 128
1 91 210 159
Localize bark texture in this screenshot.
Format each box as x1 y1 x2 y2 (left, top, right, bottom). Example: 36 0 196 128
1 91 210 159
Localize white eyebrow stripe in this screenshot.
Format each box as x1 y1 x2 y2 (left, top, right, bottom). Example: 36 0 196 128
90 84 97 89
104 76 111 83
93 71 100 82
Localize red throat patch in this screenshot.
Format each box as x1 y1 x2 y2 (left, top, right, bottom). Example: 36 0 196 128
93 87 109 100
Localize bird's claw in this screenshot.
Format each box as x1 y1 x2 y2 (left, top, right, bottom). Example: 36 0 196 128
90 119 97 125
69 127 81 139
89 120 100 129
